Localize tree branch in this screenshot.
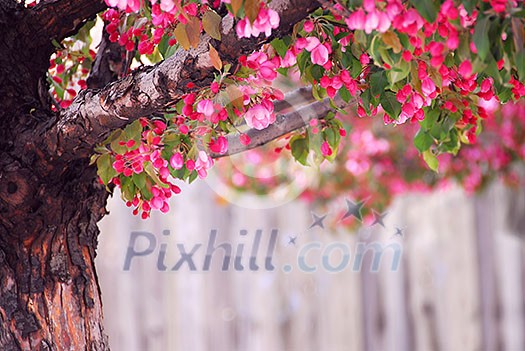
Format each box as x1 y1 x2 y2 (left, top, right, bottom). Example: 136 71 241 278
317 0 352 17
87 21 129 89
211 94 349 158
30 0 106 43
43 0 321 160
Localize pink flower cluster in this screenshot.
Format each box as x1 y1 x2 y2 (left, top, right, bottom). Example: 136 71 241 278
195 150 214 178
345 0 394 34
185 96 228 124
244 100 276 130
345 130 390 176
236 6 280 38
319 70 358 98
242 52 281 82
105 0 140 12
296 37 332 67
391 84 428 124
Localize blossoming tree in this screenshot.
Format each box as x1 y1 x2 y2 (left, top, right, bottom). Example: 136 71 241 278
0 0 524 349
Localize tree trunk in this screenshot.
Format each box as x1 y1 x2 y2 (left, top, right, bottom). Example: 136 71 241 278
0 0 320 349
0 168 110 350
0 1 110 350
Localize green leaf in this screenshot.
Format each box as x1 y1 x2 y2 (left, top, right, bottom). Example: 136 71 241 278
461 0 476 14
163 44 178 59
498 86 513 103
120 176 136 202
157 34 169 58
96 154 117 185
174 23 191 50
381 31 402 53
440 129 460 155
473 15 491 61
310 65 324 80
323 125 340 150
414 129 434 152
409 0 439 23
244 0 260 23
202 11 222 40
422 150 439 172
420 107 439 130
360 89 372 114
270 38 288 58
230 0 242 16
514 50 525 81
132 172 147 190
370 70 388 97
110 130 127 154
188 170 198 184
185 16 201 49
388 60 410 86
312 84 326 101
380 91 401 119
430 122 445 140
339 86 352 103
290 135 309 166
296 51 308 76
124 120 143 141
145 163 169 188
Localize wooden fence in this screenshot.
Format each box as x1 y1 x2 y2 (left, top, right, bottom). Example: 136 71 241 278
96 180 525 351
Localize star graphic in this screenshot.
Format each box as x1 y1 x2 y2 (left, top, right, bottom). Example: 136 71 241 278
393 227 405 238
309 212 327 229
371 210 388 228
342 198 365 222
287 235 298 246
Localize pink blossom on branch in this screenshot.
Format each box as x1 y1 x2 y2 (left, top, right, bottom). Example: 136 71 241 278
209 136 229 155
243 100 276 130
195 151 214 179
236 6 280 38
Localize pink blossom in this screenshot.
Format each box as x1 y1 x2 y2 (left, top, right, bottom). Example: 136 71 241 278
385 1 403 19
301 38 330 66
364 10 379 34
362 0 376 12
376 11 392 32
254 7 280 36
240 134 251 145
244 101 276 130
360 53 370 65
402 50 413 62
311 44 329 65
447 34 459 50
195 151 214 179
245 52 280 81
186 159 195 171
236 19 254 38
321 141 333 156
196 99 215 117
303 20 314 33
281 50 297 67
421 77 437 98
345 10 366 31
458 60 473 78
127 0 140 12
105 0 128 10
170 152 184 170
441 0 459 20
393 9 424 33
209 136 228 154
236 7 280 38
304 37 321 51
160 0 175 12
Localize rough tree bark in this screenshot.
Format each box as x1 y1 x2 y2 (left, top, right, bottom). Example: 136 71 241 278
0 0 324 350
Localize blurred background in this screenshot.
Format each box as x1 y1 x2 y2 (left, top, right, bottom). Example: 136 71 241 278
97 176 525 351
